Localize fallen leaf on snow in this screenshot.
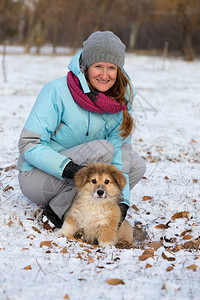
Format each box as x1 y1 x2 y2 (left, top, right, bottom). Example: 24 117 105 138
148 241 162 250
24 265 32 270
3 185 14 193
183 234 193 240
171 211 189 220
146 263 152 268
155 224 168 229
142 196 153 201
180 229 191 237
131 204 139 211
7 220 13 227
166 266 174 271
186 264 198 271
60 247 68 254
87 254 93 263
4 164 16 172
139 248 154 261
40 241 52 248
32 226 41 234
106 278 125 285
162 251 176 261
64 294 70 299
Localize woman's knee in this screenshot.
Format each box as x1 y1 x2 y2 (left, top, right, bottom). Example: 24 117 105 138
97 140 114 163
129 154 146 188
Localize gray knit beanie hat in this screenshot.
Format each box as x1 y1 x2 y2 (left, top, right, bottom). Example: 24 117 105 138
81 31 126 70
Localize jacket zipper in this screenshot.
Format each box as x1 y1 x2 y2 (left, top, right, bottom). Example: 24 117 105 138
86 111 90 136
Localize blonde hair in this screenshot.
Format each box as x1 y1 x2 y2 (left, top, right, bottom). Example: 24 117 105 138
85 67 135 139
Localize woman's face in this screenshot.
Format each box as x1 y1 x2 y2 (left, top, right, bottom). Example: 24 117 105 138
87 62 118 92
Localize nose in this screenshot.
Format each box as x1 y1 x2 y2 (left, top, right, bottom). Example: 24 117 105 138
97 190 104 197
100 68 108 80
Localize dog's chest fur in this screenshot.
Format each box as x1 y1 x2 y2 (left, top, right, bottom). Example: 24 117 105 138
70 195 120 240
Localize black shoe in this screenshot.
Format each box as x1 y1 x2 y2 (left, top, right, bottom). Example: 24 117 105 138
42 204 63 228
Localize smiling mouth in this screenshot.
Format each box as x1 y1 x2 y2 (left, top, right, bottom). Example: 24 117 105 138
97 79 110 84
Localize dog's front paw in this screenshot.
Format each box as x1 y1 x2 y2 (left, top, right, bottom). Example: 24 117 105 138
57 222 75 238
98 240 115 248
55 229 64 236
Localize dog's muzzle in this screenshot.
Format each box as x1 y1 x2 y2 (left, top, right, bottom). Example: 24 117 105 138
93 186 107 199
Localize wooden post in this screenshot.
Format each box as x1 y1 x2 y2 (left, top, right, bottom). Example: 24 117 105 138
162 41 169 70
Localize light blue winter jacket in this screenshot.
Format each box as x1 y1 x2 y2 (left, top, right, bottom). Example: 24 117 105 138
17 51 136 206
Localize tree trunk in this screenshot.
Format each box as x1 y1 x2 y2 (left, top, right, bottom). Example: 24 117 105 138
182 21 194 61
129 21 139 50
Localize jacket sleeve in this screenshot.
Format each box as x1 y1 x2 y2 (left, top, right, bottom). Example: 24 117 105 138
106 104 133 207
18 82 71 179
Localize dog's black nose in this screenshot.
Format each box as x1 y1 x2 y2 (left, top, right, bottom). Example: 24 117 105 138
97 190 104 197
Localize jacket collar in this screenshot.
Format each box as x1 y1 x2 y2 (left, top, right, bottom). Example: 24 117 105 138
68 51 91 94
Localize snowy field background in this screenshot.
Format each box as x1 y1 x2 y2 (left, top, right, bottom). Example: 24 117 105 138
0 48 200 300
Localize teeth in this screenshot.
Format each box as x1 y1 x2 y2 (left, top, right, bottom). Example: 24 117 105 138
97 80 109 83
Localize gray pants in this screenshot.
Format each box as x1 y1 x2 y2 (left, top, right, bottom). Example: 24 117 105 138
18 140 146 218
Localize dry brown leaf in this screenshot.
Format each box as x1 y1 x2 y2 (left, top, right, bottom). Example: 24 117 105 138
171 244 184 252
4 164 16 172
64 294 70 299
193 237 200 251
19 220 23 227
40 241 52 248
184 241 195 249
180 229 191 237
143 196 153 201
155 224 168 229
143 248 154 255
24 265 32 270
166 266 174 272
3 185 14 193
60 247 68 254
27 234 36 240
106 278 125 285
186 264 198 271
139 254 153 261
131 204 139 211
32 226 41 234
7 220 13 227
139 249 154 261
83 248 92 253
162 252 175 261
193 179 198 183
77 253 83 259
87 254 93 263
146 263 152 268
171 211 189 220
164 176 169 180
183 234 193 240
148 241 162 250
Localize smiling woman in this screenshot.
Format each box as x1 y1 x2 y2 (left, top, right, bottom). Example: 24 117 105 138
16 31 146 229
87 62 118 92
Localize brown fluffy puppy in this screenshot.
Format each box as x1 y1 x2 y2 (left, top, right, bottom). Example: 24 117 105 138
58 163 133 247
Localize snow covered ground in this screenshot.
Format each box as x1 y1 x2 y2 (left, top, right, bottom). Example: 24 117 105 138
0 50 200 300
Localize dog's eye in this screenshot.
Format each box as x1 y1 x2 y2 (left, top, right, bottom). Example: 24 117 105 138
92 179 97 184
105 179 109 184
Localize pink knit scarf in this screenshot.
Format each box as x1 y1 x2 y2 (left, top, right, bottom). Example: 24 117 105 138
67 71 127 114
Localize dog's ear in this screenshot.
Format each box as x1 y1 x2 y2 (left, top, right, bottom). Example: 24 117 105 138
74 167 89 187
112 167 127 189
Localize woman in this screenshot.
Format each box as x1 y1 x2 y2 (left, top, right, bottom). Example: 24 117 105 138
17 31 146 228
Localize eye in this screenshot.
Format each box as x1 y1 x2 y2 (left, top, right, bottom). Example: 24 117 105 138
109 66 117 71
92 179 97 184
94 65 101 69
105 179 109 184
